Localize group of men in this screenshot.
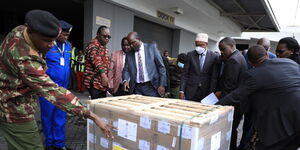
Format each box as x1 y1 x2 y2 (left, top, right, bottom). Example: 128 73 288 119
1 9 300 150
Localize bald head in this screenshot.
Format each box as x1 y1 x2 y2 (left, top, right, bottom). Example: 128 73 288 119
257 38 270 51
248 45 268 65
127 32 141 51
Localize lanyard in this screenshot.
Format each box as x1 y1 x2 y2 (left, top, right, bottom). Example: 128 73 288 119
54 41 65 57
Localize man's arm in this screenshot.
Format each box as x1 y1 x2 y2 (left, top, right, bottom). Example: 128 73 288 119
153 45 167 87
17 57 115 137
220 59 242 97
108 51 116 90
209 55 221 93
216 72 256 105
179 53 191 98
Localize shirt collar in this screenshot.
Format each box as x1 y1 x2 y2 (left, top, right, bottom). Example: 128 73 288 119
23 27 38 52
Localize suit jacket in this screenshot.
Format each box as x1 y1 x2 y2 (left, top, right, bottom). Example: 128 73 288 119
218 50 247 97
122 43 167 94
108 50 125 93
180 50 220 100
217 58 300 146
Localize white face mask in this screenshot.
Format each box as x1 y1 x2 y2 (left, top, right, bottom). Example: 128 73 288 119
195 46 206 54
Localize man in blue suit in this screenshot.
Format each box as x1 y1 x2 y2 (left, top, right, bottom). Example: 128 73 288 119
123 32 167 97
39 20 73 150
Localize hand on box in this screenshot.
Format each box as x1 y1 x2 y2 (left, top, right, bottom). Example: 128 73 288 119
123 81 130 92
90 112 116 138
157 86 165 96
179 92 185 99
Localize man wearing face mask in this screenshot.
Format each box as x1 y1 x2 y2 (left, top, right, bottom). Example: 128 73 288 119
179 33 220 101
169 53 186 98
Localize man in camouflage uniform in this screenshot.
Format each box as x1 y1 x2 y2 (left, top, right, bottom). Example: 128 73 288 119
0 10 114 150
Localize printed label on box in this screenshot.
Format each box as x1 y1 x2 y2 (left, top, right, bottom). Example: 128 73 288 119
156 145 169 150
177 124 192 139
113 144 128 150
88 133 95 144
228 111 234 122
226 130 231 141
88 119 94 125
158 120 170 134
211 132 221 150
113 142 122 147
139 140 150 150
100 137 109 148
140 116 151 129
172 137 176 147
198 138 204 150
117 119 137 142
210 114 219 125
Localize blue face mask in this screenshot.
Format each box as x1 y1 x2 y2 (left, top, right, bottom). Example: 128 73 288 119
177 62 184 68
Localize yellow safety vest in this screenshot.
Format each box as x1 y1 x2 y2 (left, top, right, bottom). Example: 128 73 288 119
75 55 85 72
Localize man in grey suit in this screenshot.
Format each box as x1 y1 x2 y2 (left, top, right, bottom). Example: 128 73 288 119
217 45 300 150
123 32 167 97
215 37 248 150
179 33 220 101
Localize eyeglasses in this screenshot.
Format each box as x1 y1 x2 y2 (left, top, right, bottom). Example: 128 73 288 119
276 49 287 54
101 35 111 39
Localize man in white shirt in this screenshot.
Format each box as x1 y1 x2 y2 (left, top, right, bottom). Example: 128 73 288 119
123 32 167 97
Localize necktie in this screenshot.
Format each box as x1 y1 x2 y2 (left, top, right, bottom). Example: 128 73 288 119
199 53 204 72
138 51 144 82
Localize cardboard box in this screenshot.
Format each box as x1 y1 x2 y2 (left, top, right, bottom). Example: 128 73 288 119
87 95 234 150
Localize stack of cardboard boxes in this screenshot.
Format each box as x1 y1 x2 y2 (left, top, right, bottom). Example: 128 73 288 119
87 95 234 150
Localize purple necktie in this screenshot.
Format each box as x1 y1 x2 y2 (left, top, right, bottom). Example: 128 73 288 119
138 51 144 82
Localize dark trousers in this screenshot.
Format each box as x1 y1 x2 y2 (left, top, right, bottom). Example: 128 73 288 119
87 87 106 99
68 68 76 90
230 106 243 150
113 84 129 96
238 112 254 150
256 133 300 150
134 82 160 97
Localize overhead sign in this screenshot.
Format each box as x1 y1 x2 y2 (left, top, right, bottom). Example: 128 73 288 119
96 16 111 27
157 10 174 24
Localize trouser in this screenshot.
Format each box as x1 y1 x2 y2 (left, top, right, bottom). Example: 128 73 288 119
134 82 160 97
39 97 66 148
87 87 107 99
230 106 243 150
68 68 76 90
238 112 254 150
76 71 85 92
255 133 300 150
0 119 44 150
113 84 129 96
170 86 180 99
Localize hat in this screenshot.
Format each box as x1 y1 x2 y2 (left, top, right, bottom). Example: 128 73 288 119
59 20 73 32
195 33 208 43
25 9 60 38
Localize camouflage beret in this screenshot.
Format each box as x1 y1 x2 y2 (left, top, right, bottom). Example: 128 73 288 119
25 9 60 38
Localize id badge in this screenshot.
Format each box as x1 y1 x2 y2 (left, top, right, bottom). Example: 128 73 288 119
60 57 65 66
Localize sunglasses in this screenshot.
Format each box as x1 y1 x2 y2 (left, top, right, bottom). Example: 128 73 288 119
101 35 111 39
276 49 287 54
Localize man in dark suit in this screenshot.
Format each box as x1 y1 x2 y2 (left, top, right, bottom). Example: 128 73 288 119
215 37 248 150
179 33 220 101
217 45 300 150
123 32 167 97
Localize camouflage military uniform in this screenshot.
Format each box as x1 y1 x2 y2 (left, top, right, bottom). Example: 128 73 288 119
0 25 90 149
